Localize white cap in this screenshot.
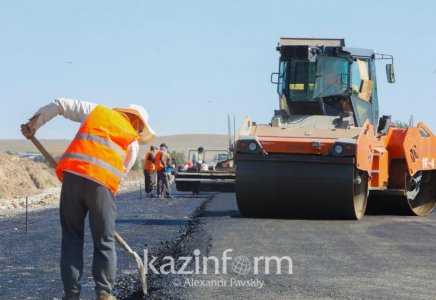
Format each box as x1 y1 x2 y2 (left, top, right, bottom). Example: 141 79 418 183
113 104 157 145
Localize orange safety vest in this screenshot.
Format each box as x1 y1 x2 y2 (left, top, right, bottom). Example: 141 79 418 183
144 150 155 171
154 150 168 171
56 105 139 195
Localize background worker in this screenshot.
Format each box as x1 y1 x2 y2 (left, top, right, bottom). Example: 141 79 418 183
192 146 204 171
154 143 173 198
165 154 175 187
143 145 158 197
21 98 156 300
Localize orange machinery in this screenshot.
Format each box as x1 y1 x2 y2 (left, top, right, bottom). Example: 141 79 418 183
234 38 436 220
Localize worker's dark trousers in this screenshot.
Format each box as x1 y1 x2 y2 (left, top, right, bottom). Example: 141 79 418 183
144 170 156 194
157 169 170 197
60 172 116 297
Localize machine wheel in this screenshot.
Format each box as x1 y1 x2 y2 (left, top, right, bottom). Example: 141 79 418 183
352 171 368 220
405 171 436 216
236 159 368 220
367 161 436 216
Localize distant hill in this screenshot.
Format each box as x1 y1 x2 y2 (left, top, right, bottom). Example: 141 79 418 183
0 134 230 162
0 139 71 155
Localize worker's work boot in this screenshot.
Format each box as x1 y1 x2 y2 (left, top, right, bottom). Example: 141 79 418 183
62 293 80 300
96 294 116 300
166 195 174 199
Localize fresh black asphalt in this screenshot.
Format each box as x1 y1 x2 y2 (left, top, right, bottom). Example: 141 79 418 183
1 189 436 299
0 186 213 300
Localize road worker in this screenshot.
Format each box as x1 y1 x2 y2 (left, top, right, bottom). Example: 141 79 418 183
165 155 175 187
192 146 204 171
154 143 173 198
143 145 158 197
21 98 156 300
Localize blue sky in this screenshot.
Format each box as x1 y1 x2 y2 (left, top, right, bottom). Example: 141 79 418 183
1 0 435 139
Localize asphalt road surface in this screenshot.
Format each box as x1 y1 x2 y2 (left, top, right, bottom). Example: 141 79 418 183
174 193 436 300
0 187 213 300
1 189 436 299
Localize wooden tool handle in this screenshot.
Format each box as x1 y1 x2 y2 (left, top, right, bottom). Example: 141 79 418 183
21 124 58 169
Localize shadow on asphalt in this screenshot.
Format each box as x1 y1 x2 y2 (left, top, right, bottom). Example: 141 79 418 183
201 210 240 218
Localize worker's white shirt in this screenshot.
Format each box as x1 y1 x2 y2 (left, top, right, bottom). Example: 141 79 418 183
192 152 202 165
32 98 139 185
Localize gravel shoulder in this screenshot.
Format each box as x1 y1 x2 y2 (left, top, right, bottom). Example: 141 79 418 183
0 175 144 219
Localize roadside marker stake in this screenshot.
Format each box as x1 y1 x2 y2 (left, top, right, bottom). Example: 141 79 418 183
25 197 28 234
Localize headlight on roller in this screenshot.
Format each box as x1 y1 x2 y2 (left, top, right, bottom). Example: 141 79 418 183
334 144 344 154
329 142 355 156
237 138 263 154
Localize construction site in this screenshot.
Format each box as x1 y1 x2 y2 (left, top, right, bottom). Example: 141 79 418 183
1 2 436 300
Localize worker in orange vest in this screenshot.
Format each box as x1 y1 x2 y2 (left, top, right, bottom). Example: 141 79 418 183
143 145 158 197
21 98 156 300
154 143 173 198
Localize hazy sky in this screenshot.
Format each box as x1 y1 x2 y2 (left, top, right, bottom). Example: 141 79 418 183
1 0 435 139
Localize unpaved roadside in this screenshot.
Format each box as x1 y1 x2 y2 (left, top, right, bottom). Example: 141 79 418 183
0 174 145 219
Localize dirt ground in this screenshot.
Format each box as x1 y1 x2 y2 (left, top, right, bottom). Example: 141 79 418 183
0 153 144 217
0 152 59 199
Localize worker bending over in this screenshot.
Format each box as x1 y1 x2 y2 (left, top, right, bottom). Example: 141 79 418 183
21 98 156 300
143 145 158 197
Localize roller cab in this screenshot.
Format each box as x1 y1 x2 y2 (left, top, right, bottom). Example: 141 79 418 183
235 38 436 219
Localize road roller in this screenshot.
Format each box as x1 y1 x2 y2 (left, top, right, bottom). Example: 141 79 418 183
235 38 436 220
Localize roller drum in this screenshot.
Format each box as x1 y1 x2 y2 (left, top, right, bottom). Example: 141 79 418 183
367 171 436 216
367 161 436 216
236 158 367 220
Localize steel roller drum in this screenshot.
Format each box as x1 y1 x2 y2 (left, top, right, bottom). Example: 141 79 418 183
406 172 436 216
236 156 368 220
367 171 436 216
